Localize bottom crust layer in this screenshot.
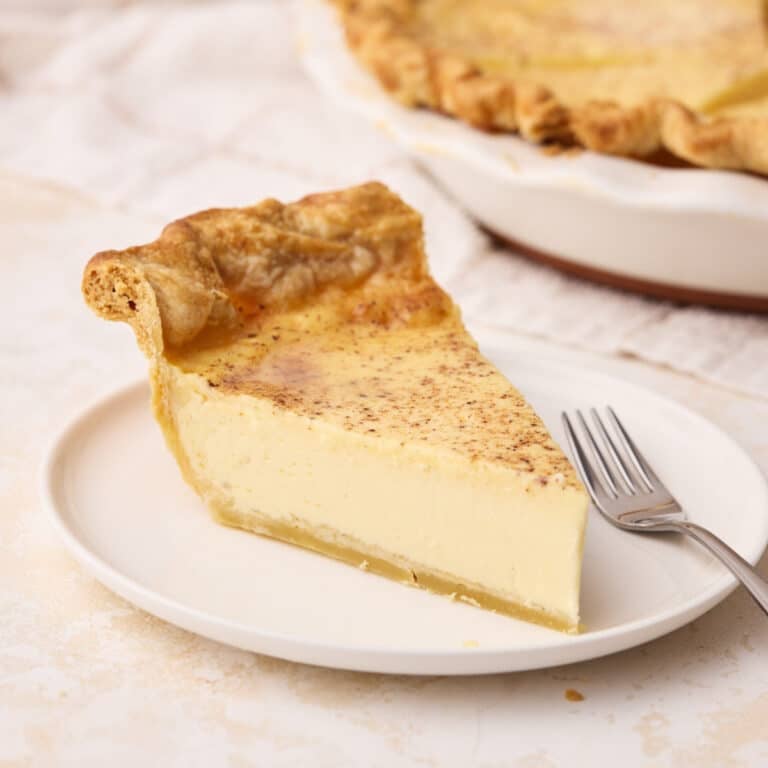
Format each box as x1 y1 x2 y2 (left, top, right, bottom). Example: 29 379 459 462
214 506 579 634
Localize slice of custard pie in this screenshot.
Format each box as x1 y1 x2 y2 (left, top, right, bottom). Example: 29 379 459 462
82 182 588 632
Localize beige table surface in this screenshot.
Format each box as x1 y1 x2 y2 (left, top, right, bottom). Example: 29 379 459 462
2 170 767 767
2 1 768 764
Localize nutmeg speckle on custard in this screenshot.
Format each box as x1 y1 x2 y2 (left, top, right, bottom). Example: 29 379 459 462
84 181 579 485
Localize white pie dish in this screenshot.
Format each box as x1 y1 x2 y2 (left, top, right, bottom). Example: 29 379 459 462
295 0 768 310
41 334 768 675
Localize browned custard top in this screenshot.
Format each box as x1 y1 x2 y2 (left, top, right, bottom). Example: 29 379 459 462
83 181 580 485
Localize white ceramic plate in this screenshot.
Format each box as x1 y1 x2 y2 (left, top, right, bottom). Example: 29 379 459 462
41 338 768 675
295 0 768 307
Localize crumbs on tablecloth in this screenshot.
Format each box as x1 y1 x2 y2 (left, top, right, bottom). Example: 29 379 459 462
564 688 585 702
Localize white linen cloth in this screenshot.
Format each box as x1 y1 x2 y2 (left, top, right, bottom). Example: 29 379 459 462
2 0 766 398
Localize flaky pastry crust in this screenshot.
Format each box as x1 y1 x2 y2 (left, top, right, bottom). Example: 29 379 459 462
331 0 768 175
82 182 429 356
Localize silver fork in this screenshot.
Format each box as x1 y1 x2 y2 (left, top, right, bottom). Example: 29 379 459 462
562 406 768 617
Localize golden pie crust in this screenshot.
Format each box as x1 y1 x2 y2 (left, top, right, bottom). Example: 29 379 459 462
332 0 768 175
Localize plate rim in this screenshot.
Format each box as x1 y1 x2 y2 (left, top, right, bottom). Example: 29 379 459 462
40 350 768 675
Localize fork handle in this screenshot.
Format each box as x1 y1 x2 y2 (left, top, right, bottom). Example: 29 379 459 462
662 521 768 617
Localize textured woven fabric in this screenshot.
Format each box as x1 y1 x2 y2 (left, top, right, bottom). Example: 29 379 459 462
2 0 765 397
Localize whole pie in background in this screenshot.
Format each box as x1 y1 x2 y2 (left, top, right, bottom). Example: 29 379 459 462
332 0 768 174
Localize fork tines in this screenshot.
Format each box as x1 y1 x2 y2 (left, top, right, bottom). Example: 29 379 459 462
561 406 681 522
